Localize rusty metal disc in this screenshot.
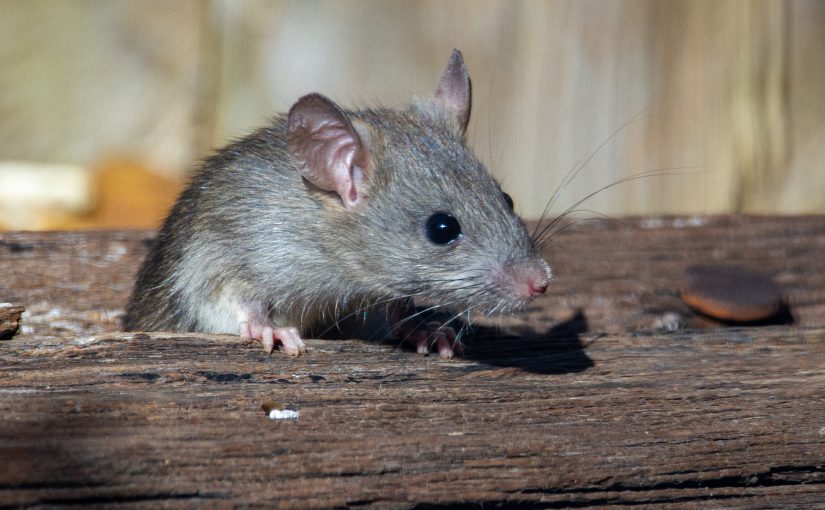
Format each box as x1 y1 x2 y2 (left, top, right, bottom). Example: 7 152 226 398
681 265 782 322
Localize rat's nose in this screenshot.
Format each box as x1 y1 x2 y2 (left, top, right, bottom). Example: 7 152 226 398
497 257 552 300
529 281 548 296
525 259 551 297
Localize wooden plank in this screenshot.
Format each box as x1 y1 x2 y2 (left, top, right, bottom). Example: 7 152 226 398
2 329 824 508
1 216 824 508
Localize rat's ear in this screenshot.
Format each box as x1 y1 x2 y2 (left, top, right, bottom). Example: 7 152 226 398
434 49 472 136
287 93 371 209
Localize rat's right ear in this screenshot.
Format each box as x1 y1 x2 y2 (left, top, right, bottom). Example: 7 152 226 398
434 49 472 136
287 93 372 209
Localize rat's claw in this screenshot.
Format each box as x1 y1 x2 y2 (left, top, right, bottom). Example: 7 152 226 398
388 300 464 358
408 323 460 358
435 326 460 359
239 321 252 339
274 327 305 356
237 314 305 356
412 331 430 354
261 326 276 354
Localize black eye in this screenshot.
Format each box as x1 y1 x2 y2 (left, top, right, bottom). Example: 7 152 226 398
426 212 462 245
502 192 514 210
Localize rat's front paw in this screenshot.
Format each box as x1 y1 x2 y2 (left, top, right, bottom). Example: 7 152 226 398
388 300 463 358
404 321 463 359
239 320 306 356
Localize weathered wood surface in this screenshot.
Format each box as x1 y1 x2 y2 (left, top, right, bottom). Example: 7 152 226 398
1 216 824 508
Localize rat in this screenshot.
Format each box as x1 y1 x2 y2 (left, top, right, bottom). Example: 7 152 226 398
123 50 551 358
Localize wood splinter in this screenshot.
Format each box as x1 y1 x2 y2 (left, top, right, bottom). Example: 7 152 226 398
0 304 25 340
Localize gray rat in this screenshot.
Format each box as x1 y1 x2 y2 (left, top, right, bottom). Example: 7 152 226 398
123 50 551 358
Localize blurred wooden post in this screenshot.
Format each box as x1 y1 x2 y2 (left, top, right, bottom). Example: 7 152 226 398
2 1 824 229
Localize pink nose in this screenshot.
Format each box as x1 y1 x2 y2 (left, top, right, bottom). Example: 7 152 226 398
529 281 548 296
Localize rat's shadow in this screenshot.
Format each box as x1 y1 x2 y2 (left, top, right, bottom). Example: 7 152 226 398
324 307 594 375
457 311 594 375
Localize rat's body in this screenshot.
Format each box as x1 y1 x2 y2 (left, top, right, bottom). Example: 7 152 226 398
124 50 550 357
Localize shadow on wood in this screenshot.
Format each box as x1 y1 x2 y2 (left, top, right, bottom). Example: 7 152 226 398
464 311 594 375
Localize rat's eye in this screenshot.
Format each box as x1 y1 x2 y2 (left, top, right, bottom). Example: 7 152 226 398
502 192 514 210
426 212 462 245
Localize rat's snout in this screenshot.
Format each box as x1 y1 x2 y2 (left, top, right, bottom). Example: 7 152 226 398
494 257 552 301
523 260 551 298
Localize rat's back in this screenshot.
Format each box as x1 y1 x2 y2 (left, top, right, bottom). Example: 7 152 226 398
123 120 318 333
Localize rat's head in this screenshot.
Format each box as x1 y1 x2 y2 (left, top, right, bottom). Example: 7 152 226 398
287 50 551 316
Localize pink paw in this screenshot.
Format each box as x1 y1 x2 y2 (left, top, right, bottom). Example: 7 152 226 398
405 321 463 359
388 300 463 358
239 321 306 356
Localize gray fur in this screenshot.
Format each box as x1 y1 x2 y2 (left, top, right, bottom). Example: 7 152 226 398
123 57 549 340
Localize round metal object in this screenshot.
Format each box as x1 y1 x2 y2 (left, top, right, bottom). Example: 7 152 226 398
681 265 782 322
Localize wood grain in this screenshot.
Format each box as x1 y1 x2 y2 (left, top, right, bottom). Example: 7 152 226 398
1 216 824 508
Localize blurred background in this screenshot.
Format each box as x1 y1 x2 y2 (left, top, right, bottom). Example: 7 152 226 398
1 0 823 230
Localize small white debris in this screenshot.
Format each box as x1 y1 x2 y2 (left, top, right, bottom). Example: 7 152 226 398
687 216 706 227
654 312 685 332
640 216 707 229
640 218 665 229
106 242 128 261
673 216 707 228
73 336 94 345
261 401 299 420
268 409 299 420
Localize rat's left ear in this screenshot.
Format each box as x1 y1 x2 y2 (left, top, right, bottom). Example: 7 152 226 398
287 93 372 209
434 49 472 136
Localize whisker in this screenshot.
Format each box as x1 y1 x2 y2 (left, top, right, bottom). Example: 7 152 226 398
532 109 651 238
534 167 701 245
535 211 635 251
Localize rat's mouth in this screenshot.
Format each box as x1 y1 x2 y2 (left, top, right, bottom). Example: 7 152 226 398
473 295 534 317
413 292 533 319
399 256 551 319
